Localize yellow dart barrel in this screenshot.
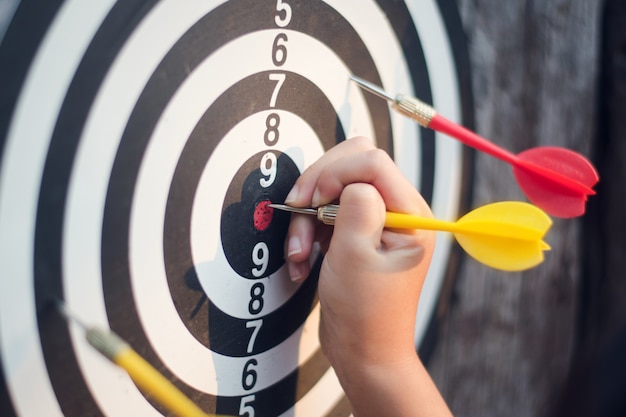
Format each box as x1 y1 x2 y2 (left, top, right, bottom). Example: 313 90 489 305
113 347 222 417
84 326 231 417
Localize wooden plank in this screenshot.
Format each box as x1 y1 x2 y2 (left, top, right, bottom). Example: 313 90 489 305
428 1 603 415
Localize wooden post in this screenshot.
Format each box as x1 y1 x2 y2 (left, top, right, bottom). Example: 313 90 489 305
428 1 604 416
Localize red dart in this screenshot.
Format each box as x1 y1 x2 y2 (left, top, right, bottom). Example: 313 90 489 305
350 75 599 218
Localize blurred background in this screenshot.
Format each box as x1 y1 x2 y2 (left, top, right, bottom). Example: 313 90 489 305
428 1 626 416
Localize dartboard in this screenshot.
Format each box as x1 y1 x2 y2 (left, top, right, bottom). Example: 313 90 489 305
0 1 473 416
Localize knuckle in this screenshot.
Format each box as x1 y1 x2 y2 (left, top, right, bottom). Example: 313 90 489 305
347 136 376 151
365 148 393 170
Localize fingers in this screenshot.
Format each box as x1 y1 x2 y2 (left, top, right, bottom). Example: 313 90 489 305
283 136 433 281
284 137 377 281
331 183 433 274
284 214 315 281
284 136 375 207
331 183 386 253
314 147 423 214
286 136 429 216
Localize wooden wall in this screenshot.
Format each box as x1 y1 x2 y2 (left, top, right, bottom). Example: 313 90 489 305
427 1 624 416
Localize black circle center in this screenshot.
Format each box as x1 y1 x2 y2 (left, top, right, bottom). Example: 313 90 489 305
221 151 298 279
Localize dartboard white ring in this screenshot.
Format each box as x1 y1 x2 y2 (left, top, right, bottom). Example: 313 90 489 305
0 1 472 416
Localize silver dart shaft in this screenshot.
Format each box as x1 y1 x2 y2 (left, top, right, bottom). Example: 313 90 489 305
268 204 317 216
269 203 339 225
349 75 394 102
55 299 128 360
349 75 437 127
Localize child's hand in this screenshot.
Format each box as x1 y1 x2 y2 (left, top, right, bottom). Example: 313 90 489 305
282 137 450 417
282 136 436 365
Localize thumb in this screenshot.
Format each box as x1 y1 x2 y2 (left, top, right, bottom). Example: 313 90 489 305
331 183 386 253
330 183 434 276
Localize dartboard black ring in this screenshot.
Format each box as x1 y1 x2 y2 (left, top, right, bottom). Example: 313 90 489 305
161 72 347 357
0 0 476 416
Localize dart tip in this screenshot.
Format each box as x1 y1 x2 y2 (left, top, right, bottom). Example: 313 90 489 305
54 298 88 330
348 74 364 84
267 203 290 212
348 75 395 102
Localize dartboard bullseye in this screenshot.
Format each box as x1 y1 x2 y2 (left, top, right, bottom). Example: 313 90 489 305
0 1 473 416
253 201 275 232
220 151 298 279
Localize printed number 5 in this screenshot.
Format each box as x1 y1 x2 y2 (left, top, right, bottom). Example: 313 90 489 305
275 0 292 27
239 394 256 417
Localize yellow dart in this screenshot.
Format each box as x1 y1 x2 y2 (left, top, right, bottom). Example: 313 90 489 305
270 201 552 271
55 300 233 417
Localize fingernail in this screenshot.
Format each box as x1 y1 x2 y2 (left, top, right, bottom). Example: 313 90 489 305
311 188 321 208
284 185 299 205
287 236 302 258
288 260 300 281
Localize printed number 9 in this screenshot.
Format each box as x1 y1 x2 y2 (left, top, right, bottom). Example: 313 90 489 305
251 242 269 278
259 152 277 188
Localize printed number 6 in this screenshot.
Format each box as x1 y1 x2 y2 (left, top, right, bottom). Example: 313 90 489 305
242 359 258 390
